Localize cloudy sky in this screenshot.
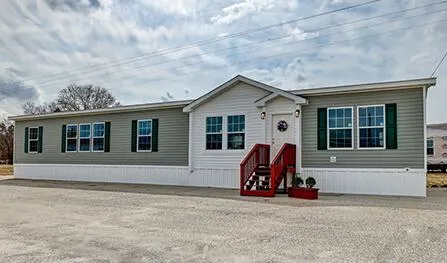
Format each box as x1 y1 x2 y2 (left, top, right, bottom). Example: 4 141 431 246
0 0 446 123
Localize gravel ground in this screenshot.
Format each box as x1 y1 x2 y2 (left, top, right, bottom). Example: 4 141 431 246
1 179 447 263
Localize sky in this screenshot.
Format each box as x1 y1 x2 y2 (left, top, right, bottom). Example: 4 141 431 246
0 0 446 123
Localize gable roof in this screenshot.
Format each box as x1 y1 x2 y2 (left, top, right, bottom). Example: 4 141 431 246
291 77 436 96
182 75 307 112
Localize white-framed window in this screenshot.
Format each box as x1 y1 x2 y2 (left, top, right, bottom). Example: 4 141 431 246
327 107 353 149
358 105 385 149
427 137 434 156
66 124 78 152
206 116 223 150
28 127 39 153
78 124 91 152
137 120 152 152
227 115 245 150
92 122 105 152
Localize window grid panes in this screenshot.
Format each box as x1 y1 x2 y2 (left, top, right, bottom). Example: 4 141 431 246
328 108 353 149
66 124 78 152
93 123 105 152
206 117 222 150
427 138 434 155
28 127 39 153
137 120 152 151
358 105 385 148
227 115 245 150
79 124 91 152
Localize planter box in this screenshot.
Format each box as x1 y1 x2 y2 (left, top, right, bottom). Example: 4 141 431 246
288 187 319 200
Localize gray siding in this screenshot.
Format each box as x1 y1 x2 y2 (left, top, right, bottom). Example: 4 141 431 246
15 107 189 166
301 88 424 169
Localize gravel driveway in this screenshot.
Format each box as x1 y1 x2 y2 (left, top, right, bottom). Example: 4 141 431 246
1 179 447 262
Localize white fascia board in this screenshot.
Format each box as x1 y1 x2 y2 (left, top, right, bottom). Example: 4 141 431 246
9 100 193 121
291 77 437 96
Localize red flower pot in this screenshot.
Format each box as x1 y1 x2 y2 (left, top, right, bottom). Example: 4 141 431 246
287 187 319 200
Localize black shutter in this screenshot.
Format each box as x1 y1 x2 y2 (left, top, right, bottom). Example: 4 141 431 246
131 120 137 152
61 125 66 153
104 122 111 152
38 126 43 153
24 127 29 153
385 103 397 149
152 119 159 152
317 108 327 150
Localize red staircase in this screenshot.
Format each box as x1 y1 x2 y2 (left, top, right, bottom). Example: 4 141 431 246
240 143 296 197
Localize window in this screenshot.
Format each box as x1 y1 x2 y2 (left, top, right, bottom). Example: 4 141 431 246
427 138 434 155
79 124 91 152
358 105 385 149
442 136 447 141
66 124 78 152
227 115 245 150
28 127 39 153
327 107 353 149
93 123 105 152
137 120 152 151
206 116 223 150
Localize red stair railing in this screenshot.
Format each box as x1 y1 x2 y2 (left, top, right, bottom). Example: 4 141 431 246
240 144 270 195
270 143 296 196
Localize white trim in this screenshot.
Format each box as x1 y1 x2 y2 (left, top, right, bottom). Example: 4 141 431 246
27 127 39 154
356 104 386 150
136 119 153 152
292 77 436 96
188 111 194 171
183 75 306 112
254 92 307 108
327 106 354 150
78 123 92 152
92 122 106 153
205 116 223 150
10 100 193 121
227 114 246 150
295 105 302 173
66 124 78 153
423 86 427 171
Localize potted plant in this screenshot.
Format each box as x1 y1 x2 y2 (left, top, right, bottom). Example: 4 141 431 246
288 174 319 200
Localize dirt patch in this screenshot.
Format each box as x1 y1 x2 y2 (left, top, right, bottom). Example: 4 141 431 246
0 165 13 176
427 173 447 188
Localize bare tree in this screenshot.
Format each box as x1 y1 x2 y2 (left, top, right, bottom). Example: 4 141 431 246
56 84 120 111
23 84 120 114
0 120 14 164
23 101 59 115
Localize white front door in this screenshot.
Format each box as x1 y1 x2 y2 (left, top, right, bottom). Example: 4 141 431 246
271 114 294 156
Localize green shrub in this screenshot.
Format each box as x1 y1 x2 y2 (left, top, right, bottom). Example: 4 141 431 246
305 177 316 188
291 173 304 187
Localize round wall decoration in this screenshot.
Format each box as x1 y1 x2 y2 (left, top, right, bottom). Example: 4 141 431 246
277 120 288 132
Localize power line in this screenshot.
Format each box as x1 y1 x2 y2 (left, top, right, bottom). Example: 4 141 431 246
431 50 447 76
68 17 447 93
1 5 445 97
32 7 447 89
16 0 381 83
30 2 447 87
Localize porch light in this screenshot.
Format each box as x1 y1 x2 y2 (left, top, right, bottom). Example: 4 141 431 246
295 109 300 118
261 111 266 120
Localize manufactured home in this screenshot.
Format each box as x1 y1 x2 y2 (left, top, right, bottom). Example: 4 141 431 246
10 75 436 197
427 123 447 172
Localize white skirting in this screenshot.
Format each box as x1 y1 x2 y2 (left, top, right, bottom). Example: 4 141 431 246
14 164 239 189
14 164 426 196
301 168 426 197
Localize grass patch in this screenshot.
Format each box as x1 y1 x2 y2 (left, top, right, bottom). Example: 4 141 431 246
0 165 13 176
427 173 447 188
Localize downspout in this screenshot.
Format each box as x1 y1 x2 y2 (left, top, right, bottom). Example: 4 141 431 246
188 111 194 173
